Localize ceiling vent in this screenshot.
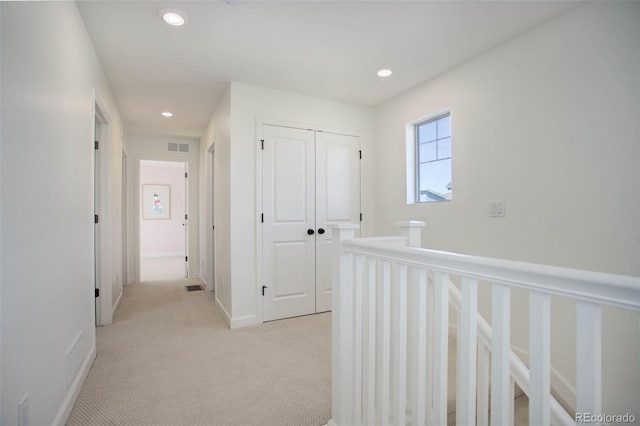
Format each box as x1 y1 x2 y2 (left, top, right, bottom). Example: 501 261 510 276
167 143 189 153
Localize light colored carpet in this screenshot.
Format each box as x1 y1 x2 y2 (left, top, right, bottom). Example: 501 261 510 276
67 279 331 426
68 277 570 425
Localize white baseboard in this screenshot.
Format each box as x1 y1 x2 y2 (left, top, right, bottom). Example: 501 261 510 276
200 276 214 292
140 252 184 258
230 313 260 329
215 297 232 328
112 288 123 318
510 344 576 410
549 366 576 410
52 345 96 426
198 273 207 286
214 298 260 329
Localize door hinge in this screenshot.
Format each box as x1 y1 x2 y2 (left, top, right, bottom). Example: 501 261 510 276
185 256 188 262
359 150 362 159
260 139 264 150
212 225 215 230
185 214 188 220
95 141 99 150
261 213 264 223
94 214 99 224
360 213 363 222
95 288 100 298
185 172 188 178
262 285 268 296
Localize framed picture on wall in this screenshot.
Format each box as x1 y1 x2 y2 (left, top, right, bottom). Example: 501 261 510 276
142 184 170 219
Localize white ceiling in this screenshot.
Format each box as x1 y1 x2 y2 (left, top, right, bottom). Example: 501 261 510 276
78 0 580 139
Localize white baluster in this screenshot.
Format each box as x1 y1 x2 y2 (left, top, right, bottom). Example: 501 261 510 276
576 301 602 423
392 263 408 425
432 271 449 425
411 268 428 425
491 283 511 425
426 273 435 422
363 257 376 425
330 224 359 426
477 343 490 426
377 260 391 425
353 254 364 425
529 291 551 426
456 277 478 426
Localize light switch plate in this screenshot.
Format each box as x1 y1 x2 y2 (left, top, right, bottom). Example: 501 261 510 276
490 201 505 217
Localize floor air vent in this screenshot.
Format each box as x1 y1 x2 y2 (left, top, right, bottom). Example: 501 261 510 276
185 284 204 292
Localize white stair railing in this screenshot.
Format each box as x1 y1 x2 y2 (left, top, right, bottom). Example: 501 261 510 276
327 222 640 426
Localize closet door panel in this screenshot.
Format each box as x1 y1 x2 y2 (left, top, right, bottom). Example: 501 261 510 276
263 125 316 321
315 132 361 313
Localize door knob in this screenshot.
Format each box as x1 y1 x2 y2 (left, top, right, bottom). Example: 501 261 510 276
317 228 325 235
307 229 315 235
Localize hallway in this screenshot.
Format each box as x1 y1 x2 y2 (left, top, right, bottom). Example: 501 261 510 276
67 280 331 425
140 256 186 282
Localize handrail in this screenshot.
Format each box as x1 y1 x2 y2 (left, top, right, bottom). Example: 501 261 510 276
342 239 640 311
329 222 640 426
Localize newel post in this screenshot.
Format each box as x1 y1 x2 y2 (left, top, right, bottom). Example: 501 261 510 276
329 223 360 426
397 220 425 248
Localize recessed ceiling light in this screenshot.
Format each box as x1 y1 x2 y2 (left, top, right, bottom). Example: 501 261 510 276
160 9 188 26
161 112 173 117
377 68 393 78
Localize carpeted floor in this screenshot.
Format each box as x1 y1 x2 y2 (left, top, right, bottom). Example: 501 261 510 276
67 279 331 426
67 277 570 426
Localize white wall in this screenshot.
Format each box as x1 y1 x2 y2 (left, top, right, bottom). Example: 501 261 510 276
126 135 199 283
0 4 3 417
372 1 639 416
225 82 374 327
0 2 123 424
139 162 186 257
200 85 232 318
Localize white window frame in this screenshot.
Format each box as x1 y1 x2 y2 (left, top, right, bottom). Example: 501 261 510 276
405 108 451 204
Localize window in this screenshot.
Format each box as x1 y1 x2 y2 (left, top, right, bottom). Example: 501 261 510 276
416 113 451 202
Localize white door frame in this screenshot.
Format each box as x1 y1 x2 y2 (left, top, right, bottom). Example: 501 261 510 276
135 158 189 282
122 149 128 287
183 162 189 279
255 117 363 324
92 91 113 326
207 142 216 292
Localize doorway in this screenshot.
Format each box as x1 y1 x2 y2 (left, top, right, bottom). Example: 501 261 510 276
94 115 102 325
93 95 112 325
139 160 189 281
261 123 361 322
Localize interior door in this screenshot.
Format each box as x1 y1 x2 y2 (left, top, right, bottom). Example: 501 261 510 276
262 125 316 321
184 163 189 278
315 132 361 313
94 117 101 326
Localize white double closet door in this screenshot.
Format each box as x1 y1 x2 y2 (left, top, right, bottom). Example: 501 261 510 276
262 124 361 322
